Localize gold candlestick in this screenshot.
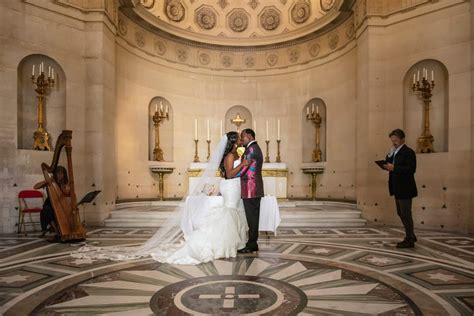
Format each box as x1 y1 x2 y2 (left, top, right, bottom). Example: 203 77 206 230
193 139 200 162
230 113 246 133
31 64 55 150
264 140 270 163
306 107 322 162
206 140 211 161
412 72 435 153
276 140 281 162
152 105 169 161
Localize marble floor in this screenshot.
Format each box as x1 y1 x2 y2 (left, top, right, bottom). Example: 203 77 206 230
0 226 473 315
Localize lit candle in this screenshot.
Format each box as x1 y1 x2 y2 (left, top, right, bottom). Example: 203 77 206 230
32 64 35 76
417 70 420 82
194 119 198 140
413 73 415 84
206 119 210 141
220 120 223 136
431 70 434 81
265 120 269 141
277 119 280 141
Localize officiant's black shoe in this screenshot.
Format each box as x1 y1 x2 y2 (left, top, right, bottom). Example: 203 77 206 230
396 240 415 248
238 247 258 254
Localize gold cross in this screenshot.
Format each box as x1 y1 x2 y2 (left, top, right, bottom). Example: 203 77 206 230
230 113 246 132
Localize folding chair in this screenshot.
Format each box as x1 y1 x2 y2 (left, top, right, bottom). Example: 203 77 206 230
18 190 44 236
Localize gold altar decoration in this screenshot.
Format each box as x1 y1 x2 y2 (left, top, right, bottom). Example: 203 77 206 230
264 140 270 163
412 68 435 153
31 62 55 151
306 104 322 162
276 140 281 163
152 101 169 161
206 140 211 161
193 139 200 162
230 113 246 132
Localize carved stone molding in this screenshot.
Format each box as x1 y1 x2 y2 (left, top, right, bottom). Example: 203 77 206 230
260 7 280 31
248 0 259 10
321 0 336 12
135 30 146 47
288 48 300 63
309 43 320 57
176 47 188 61
217 0 229 10
266 53 278 67
328 33 339 50
199 52 211 65
291 1 310 24
140 0 155 9
221 54 233 67
196 6 217 30
118 17 127 35
346 21 355 39
166 0 185 22
228 9 249 32
244 55 255 68
154 41 166 55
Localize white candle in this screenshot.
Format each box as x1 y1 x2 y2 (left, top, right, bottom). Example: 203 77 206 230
220 120 223 136
48 66 51 78
417 70 420 82
155 103 158 112
431 70 434 81
194 119 198 140
165 105 169 113
306 106 309 115
160 101 163 112
265 120 269 141
312 103 315 114
206 119 210 141
253 120 257 134
41 62 44 73
32 64 35 76
413 73 416 84
316 106 319 114
51 68 54 78
277 119 280 141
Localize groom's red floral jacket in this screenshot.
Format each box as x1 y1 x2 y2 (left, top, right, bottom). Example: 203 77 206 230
240 141 264 199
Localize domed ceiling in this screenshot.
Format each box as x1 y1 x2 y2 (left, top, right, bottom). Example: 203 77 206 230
120 0 355 48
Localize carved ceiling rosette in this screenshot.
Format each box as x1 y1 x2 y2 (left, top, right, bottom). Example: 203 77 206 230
195 7 217 30
309 43 320 57
166 0 185 22
228 9 249 32
291 1 311 24
140 0 155 9
118 17 127 35
244 55 255 68
154 41 167 55
328 33 339 50
176 47 189 61
260 7 280 31
288 48 300 63
321 0 336 12
266 53 278 67
135 30 146 47
199 52 211 65
221 54 233 67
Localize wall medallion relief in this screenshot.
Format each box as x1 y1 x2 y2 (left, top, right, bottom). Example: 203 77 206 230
260 7 280 31
328 33 339 50
288 48 301 63
266 54 278 67
221 54 233 67
199 52 211 65
228 9 249 32
140 0 155 9
244 55 255 68
346 22 355 39
309 43 320 57
166 0 185 22
118 18 127 35
176 47 189 61
320 0 336 11
291 1 310 24
154 41 167 55
196 7 217 30
135 30 146 47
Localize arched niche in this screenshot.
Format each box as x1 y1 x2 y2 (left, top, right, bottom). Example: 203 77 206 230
225 105 252 135
148 97 174 161
403 59 449 152
302 98 327 162
17 54 66 150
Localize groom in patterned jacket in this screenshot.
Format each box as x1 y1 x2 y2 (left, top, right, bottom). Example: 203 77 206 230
238 128 264 253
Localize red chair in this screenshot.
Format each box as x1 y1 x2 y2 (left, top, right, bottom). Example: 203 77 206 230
18 190 44 236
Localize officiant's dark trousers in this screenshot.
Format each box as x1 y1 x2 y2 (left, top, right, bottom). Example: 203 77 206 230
243 197 261 250
395 198 415 241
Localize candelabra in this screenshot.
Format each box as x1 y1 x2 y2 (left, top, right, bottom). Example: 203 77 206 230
152 103 169 161
306 106 322 162
206 140 211 161
264 140 270 163
193 139 200 162
31 63 55 151
412 68 435 153
276 140 281 163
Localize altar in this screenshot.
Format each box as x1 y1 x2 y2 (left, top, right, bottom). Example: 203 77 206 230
188 162 288 199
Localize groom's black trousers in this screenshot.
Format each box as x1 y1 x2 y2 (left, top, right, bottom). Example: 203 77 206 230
243 197 261 250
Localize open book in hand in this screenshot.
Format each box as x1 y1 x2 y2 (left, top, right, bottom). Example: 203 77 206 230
374 160 387 170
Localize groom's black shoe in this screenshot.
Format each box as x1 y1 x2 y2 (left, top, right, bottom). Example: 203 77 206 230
238 246 258 254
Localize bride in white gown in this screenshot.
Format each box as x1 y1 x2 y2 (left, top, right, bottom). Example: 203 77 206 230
72 132 249 265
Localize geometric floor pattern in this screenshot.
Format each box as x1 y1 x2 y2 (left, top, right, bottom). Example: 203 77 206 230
0 226 473 315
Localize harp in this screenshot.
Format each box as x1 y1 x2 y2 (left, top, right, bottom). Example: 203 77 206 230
41 130 86 241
